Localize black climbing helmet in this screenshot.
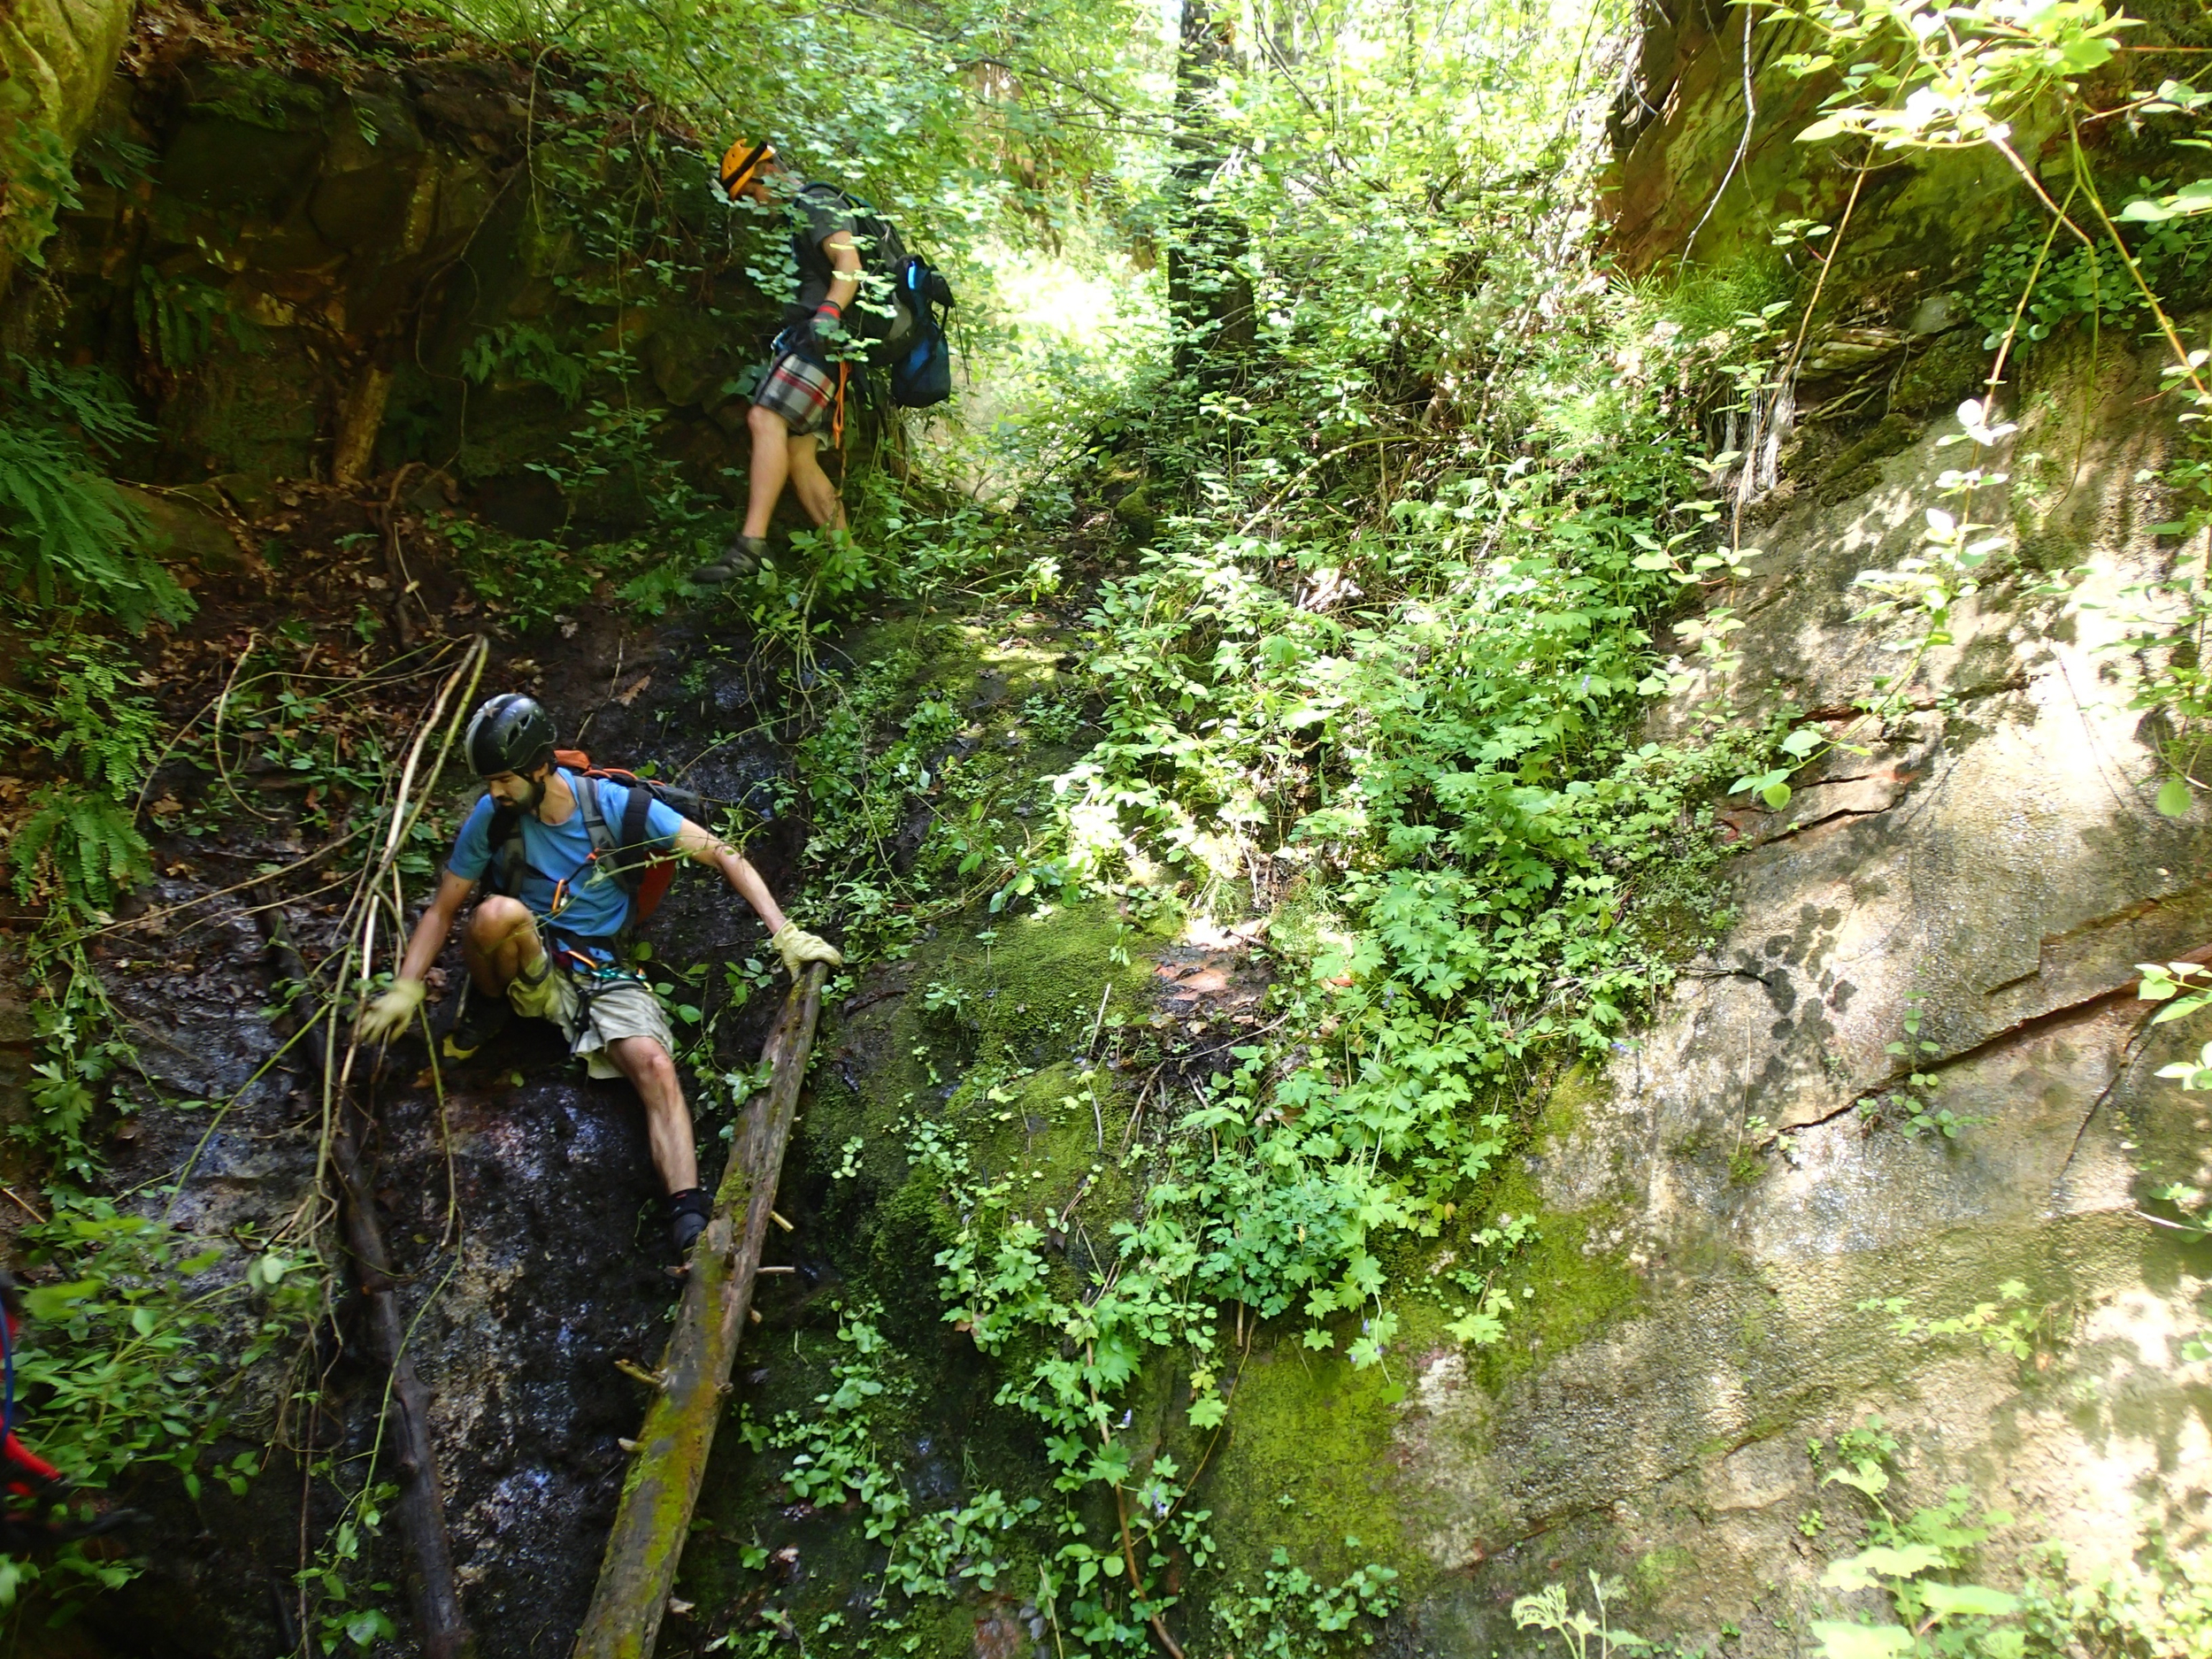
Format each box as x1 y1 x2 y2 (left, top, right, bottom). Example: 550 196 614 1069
465 693 556 780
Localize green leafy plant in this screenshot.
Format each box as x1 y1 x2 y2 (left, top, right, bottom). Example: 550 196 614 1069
1856 1282 2047 1363
1514 1572 1649 1659
459 322 590 407
1852 997 1980 1141
2 626 165 916
739 1306 1035 1616
1809 1480 2024 1659
133 266 253 373
2016 1532 2212 1659
292 1478 400 1655
7 787 151 918
13 1199 306 1492
0 111 82 267
1210 1548 1401 1657
0 418 184 627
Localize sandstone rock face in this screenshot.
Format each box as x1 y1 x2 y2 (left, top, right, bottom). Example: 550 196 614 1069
9 38 784 518
1340 9 2212 1644
1387 326 2212 1655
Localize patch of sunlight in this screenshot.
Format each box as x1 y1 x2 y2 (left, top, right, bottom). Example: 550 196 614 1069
916 227 1164 508
2084 1286 2210 1379
1179 916 1266 949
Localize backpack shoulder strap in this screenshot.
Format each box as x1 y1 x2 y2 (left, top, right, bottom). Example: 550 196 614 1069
619 781 653 864
574 773 618 855
580 772 657 896
486 803 525 895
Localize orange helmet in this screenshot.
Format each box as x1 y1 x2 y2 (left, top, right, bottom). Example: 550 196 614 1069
718 139 778 198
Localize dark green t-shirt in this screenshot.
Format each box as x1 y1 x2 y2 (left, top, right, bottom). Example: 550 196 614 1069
787 183 859 319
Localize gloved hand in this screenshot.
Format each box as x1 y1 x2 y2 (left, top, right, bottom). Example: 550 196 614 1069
356 977 426 1044
770 922 843 978
805 301 844 351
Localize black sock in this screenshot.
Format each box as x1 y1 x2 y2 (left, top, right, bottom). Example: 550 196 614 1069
666 1187 712 1252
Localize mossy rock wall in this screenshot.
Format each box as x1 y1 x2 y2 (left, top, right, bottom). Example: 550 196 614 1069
0 0 135 289
4 19 812 534
1377 329 2212 1654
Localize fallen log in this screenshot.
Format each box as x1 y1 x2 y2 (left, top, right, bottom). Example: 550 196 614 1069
257 898 477 1659
572 961 829 1659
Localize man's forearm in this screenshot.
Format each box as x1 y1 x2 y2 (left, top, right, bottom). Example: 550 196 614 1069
717 850 788 935
675 821 788 933
827 234 861 315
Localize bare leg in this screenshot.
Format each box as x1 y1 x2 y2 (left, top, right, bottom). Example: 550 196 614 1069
605 1034 699 1194
465 902 697 1193
742 403 792 539
460 895 541 994
786 433 848 533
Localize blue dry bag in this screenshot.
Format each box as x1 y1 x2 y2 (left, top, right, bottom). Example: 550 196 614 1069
888 256 956 409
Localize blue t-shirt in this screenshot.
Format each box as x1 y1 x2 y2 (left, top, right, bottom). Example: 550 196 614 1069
447 770 687 941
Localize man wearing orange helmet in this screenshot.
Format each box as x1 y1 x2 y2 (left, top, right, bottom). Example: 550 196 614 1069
693 141 865 586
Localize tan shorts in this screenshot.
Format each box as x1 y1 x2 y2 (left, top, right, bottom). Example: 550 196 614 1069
507 951 674 1081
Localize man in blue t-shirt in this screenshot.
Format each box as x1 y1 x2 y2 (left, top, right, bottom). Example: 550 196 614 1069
354 692 842 1256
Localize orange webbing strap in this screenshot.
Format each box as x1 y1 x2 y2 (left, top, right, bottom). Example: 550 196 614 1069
833 361 849 450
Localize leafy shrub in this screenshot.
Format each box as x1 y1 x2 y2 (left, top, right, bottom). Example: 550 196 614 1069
460 322 589 407
0 111 81 270
2 629 165 916
0 419 185 628
1971 203 2212 350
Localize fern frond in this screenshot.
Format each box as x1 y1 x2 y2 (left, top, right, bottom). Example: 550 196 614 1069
0 415 188 628
8 785 150 915
8 800 65 904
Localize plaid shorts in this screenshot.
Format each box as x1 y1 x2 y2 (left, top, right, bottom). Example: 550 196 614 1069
752 345 835 437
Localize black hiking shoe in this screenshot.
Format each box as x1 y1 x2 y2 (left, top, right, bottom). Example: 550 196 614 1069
691 535 764 587
666 1187 712 1258
440 986 510 1061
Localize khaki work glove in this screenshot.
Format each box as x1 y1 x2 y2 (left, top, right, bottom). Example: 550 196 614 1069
356 977 426 1045
769 922 843 978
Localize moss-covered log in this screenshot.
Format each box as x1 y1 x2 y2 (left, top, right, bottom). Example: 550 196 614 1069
572 961 829 1659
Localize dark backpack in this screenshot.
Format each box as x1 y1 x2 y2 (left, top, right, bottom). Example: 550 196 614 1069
888 255 956 408
484 750 704 941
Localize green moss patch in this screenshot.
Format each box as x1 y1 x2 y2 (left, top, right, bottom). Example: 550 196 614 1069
1194 1336 1429 1602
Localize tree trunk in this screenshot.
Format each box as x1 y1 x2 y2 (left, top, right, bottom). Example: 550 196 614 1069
333 361 396 488
571 962 829 1659
1168 0 1256 383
